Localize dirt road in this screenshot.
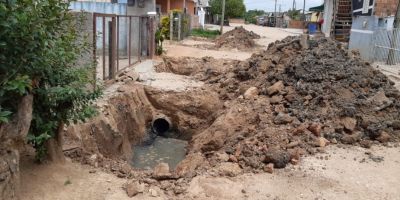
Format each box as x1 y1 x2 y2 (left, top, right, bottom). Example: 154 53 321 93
20 145 400 200
19 24 400 200
164 23 302 60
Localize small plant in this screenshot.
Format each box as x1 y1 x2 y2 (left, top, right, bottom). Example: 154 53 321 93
190 28 221 39
160 16 170 39
155 29 164 55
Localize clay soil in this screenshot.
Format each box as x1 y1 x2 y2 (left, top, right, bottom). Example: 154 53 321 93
157 36 400 173
20 26 400 200
215 26 261 50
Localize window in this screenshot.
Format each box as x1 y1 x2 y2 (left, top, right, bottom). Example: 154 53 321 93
128 0 135 7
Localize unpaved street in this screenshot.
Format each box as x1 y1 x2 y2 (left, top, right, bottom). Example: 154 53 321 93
164 23 302 60
20 24 400 200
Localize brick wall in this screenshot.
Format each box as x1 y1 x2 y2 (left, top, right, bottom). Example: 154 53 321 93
374 0 399 17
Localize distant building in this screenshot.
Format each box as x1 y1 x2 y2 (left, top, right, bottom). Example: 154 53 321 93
348 0 399 61
155 0 196 15
323 0 399 42
70 0 156 16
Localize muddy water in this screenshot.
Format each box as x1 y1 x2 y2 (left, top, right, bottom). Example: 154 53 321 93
131 134 188 169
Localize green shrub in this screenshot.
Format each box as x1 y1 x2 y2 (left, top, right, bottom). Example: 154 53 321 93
0 0 102 161
190 28 221 39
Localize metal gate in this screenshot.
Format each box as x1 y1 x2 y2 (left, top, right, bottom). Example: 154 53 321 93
373 28 400 65
93 13 155 81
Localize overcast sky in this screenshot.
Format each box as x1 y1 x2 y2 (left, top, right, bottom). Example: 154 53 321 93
244 0 324 12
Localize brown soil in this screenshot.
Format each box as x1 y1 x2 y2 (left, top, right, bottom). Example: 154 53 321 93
158 36 400 173
18 35 400 200
215 26 261 50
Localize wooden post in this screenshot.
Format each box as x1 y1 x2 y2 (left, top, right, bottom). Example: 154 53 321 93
170 12 173 40
178 13 181 40
108 18 116 79
92 13 97 90
167 0 170 12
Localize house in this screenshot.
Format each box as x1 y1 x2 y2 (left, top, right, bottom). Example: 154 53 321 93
70 0 156 15
348 0 399 62
323 0 399 42
69 0 157 80
156 0 197 15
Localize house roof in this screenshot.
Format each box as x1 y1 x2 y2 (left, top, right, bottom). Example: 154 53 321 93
309 4 324 12
197 0 209 7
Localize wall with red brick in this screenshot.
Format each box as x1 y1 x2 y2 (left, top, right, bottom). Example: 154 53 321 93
156 0 196 15
156 0 169 14
374 0 399 17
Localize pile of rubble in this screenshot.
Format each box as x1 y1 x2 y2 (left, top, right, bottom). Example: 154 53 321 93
215 26 260 50
160 36 400 173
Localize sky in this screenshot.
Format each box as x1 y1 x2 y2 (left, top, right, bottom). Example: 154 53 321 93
244 0 324 12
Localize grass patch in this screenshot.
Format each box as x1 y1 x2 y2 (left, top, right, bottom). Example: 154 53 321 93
190 28 221 39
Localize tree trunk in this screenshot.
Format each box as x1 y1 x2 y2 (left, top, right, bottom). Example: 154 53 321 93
45 121 65 163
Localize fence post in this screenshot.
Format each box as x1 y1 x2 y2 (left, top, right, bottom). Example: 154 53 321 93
169 12 173 41
178 13 181 41
92 13 97 90
108 21 112 79
108 18 116 79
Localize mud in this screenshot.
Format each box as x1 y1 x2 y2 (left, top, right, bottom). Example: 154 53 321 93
215 26 261 50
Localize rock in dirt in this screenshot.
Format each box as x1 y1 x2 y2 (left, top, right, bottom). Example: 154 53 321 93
243 87 259 99
217 162 242 177
341 132 362 144
175 153 205 178
264 149 291 168
391 120 400 130
263 163 274 173
314 137 329 147
376 131 391 143
125 181 145 197
266 81 284 96
269 95 283 104
274 112 294 124
153 163 172 180
308 123 322 136
215 152 230 162
340 117 357 132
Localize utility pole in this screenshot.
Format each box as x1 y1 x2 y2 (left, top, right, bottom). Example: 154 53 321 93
302 0 305 21
387 2 400 65
274 0 277 27
220 0 226 33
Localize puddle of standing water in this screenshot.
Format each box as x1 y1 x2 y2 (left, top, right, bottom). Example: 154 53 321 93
131 134 188 170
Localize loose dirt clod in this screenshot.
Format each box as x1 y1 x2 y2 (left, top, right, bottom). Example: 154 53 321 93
215 26 260 50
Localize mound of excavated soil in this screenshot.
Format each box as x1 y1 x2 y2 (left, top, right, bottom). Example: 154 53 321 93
160 36 400 173
215 26 261 50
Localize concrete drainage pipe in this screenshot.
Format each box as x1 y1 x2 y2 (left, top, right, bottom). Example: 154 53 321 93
152 114 172 136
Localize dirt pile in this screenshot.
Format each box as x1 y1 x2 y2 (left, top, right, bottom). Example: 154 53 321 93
215 26 260 50
159 36 400 173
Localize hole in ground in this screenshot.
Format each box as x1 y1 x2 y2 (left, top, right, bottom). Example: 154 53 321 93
152 118 170 136
131 128 188 170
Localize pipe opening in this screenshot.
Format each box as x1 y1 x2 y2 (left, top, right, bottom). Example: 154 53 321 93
152 118 171 135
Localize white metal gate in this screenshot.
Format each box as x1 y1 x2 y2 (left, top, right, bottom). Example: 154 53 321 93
373 28 400 65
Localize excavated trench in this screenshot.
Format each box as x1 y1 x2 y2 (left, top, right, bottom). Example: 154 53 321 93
63 37 400 194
